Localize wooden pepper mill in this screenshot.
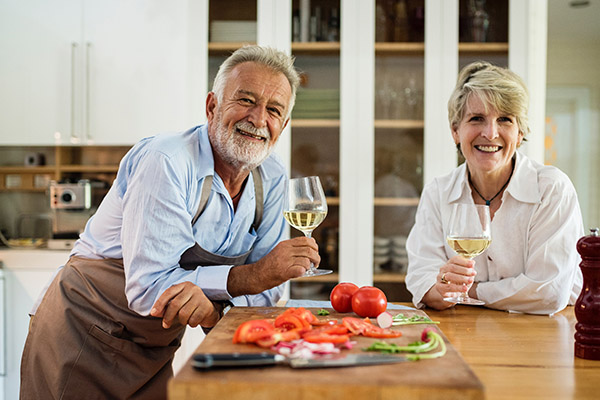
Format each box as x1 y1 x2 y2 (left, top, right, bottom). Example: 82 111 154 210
575 227 600 360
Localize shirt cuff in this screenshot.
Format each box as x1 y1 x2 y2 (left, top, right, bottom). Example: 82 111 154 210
194 264 235 301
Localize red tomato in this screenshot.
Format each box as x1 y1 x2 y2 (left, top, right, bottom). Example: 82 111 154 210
274 314 308 331
232 319 275 344
255 329 302 348
351 286 387 318
341 317 401 338
302 332 350 344
330 282 359 313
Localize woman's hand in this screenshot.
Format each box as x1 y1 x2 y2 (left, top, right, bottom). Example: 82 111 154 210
150 282 221 329
422 255 478 310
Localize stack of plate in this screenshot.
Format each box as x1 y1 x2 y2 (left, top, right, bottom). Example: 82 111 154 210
390 235 408 274
292 88 340 119
210 21 257 42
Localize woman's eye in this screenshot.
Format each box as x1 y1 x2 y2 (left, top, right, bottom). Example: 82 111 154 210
499 116 513 123
469 116 483 122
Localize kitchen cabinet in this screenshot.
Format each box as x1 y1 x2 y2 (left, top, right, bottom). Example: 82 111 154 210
256 0 544 300
0 0 204 146
0 250 67 400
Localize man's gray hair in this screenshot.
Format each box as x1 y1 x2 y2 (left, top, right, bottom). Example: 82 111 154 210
212 45 301 119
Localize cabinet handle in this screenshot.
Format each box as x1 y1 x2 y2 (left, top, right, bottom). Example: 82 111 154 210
70 42 78 143
85 42 92 142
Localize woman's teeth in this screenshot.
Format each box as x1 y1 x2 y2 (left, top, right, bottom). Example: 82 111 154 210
476 145 500 153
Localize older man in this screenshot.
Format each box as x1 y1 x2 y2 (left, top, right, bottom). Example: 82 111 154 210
20 45 319 399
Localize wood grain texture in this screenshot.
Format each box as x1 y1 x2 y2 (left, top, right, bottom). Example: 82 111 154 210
424 305 600 400
168 307 484 400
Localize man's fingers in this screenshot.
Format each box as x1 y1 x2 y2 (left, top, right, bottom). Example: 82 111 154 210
150 283 186 317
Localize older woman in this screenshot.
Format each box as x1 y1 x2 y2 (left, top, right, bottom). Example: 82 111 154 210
405 61 583 315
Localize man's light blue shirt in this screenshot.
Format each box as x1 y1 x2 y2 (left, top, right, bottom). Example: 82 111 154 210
69 125 288 314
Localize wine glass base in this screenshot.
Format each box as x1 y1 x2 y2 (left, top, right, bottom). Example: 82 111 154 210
297 269 333 278
443 296 485 306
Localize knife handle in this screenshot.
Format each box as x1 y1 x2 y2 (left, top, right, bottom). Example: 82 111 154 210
192 352 284 369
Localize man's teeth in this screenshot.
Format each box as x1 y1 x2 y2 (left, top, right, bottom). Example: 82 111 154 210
238 129 265 140
476 145 500 152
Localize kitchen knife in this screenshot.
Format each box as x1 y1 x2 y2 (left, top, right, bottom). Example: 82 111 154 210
192 352 408 370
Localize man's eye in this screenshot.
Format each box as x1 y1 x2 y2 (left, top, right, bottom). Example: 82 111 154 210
240 98 254 104
268 107 282 116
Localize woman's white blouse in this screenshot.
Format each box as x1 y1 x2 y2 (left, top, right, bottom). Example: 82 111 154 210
406 151 584 315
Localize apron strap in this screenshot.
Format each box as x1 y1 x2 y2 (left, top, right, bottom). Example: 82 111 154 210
191 168 264 230
192 175 214 226
250 168 264 232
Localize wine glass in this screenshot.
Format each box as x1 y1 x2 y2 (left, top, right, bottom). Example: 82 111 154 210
444 203 491 305
284 176 333 277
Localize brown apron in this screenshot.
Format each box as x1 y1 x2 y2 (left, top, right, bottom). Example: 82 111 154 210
20 170 263 400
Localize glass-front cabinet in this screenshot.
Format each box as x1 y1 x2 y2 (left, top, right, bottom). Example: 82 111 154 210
204 0 541 301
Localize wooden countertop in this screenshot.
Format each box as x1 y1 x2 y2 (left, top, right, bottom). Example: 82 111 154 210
424 305 599 400
169 304 599 400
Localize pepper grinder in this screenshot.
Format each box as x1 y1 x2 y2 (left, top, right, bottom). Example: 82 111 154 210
575 227 600 360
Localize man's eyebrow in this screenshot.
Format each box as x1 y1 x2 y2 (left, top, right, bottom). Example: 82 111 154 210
237 89 286 111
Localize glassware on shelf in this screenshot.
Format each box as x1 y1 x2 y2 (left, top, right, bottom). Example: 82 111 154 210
393 0 409 42
469 0 490 42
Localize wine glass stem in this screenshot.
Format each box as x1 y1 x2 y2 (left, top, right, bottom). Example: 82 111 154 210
458 256 474 300
303 231 316 273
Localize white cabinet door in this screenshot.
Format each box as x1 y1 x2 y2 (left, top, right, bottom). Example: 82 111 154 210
4 268 56 400
83 0 192 145
0 0 82 145
0 0 197 146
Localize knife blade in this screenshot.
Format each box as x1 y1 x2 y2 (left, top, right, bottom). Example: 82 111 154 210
192 352 408 370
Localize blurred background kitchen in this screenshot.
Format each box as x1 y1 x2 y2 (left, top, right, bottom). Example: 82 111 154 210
0 1 598 398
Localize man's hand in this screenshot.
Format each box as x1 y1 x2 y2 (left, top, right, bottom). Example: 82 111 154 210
227 236 320 297
150 282 221 329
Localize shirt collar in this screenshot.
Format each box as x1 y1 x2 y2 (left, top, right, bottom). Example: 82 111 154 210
447 151 540 205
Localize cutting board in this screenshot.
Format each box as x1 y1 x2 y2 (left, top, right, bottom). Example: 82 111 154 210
168 306 484 400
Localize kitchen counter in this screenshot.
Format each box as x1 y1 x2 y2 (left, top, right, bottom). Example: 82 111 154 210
169 304 599 400
0 248 70 270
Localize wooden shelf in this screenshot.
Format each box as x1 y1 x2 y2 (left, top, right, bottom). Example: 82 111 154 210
374 197 419 207
292 42 340 53
208 42 255 54
59 165 119 173
291 119 340 128
375 42 424 54
0 166 55 174
375 120 424 129
459 42 509 54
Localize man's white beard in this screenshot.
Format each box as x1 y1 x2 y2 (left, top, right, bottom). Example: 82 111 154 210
211 116 273 171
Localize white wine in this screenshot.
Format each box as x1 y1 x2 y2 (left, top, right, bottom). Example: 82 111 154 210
284 210 327 234
447 237 491 259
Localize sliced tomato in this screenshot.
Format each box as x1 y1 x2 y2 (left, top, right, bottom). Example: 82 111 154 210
363 325 402 338
310 324 350 336
283 307 316 325
255 329 302 348
302 332 350 344
232 319 275 344
342 317 369 335
341 317 402 338
274 314 308 331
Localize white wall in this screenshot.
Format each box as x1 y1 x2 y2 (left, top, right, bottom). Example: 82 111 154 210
546 40 600 228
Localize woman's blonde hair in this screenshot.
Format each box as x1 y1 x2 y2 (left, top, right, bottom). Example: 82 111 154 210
447 61 530 137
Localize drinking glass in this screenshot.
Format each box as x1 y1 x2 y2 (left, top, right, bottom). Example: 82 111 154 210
284 176 333 277
444 203 491 305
